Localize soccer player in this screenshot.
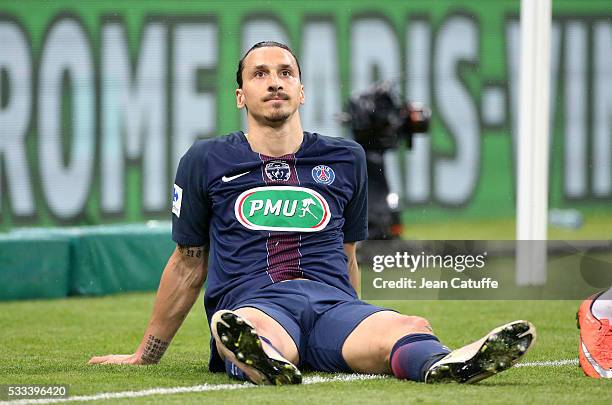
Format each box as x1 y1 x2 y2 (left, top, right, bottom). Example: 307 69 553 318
88 41 536 384
577 287 612 378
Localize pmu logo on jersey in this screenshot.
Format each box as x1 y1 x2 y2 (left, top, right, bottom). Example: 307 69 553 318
234 186 330 232
265 161 291 182
311 165 335 185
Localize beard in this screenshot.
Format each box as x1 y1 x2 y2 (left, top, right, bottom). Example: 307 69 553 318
259 101 291 124
260 92 292 123
264 109 291 123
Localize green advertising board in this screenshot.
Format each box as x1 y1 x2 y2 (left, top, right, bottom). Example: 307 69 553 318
0 0 611 230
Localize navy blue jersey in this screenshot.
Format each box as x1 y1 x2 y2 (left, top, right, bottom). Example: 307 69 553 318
171 131 367 325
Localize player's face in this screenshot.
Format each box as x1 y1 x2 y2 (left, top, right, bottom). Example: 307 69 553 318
236 47 305 125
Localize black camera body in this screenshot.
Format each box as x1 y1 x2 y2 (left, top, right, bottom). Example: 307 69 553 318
344 84 431 151
342 84 431 239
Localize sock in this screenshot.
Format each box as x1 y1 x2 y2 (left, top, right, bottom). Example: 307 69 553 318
260 335 281 354
390 333 451 382
225 357 248 381
224 335 281 382
592 287 612 320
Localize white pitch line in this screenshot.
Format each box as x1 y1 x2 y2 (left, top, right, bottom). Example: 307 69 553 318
1 383 251 405
514 358 579 367
0 361 579 405
0 374 383 405
303 374 384 384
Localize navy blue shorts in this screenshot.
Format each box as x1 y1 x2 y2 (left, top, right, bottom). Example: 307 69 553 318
231 279 389 372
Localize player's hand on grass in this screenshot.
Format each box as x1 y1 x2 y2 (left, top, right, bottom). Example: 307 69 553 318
87 353 147 365
88 335 170 365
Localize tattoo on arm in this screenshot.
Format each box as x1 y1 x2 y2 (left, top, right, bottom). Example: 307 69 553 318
178 245 204 258
141 335 169 364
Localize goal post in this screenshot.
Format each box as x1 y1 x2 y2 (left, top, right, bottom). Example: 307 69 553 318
515 0 552 286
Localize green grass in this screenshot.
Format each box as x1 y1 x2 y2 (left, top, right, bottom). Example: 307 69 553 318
403 213 612 240
0 293 609 404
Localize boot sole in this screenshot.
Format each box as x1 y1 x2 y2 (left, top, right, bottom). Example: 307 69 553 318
426 320 536 384
212 310 302 385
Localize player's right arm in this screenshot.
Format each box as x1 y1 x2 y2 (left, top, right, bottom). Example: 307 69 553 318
87 244 207 365
89 141 211 365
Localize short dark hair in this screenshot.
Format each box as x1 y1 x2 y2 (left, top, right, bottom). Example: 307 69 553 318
236 41 301 88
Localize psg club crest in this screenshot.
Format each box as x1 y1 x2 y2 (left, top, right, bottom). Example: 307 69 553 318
311 165 335 185
265 161 291 182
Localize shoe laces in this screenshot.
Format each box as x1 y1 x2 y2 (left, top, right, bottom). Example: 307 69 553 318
596 319 612 361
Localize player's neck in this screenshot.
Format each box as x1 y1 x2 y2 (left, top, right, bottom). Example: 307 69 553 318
245 115 304 157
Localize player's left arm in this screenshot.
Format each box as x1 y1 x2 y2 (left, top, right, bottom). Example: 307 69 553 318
344 242 361 296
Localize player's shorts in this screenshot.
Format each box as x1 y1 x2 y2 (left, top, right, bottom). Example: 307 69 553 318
231 279 390 372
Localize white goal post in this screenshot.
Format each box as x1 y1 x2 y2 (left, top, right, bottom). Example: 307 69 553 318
515 0 552 286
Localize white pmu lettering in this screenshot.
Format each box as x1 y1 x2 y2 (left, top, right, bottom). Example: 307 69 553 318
264 199 282 216
250 200 300 217
282 200 297 216
249 200 264 216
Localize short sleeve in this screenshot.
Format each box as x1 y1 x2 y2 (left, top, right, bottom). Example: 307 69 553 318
342 144 368 242
171 142 211 246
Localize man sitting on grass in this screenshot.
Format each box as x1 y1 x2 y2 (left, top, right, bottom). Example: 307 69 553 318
88 41 536 385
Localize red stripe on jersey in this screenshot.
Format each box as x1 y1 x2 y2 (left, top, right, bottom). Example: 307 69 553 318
259 154 303 282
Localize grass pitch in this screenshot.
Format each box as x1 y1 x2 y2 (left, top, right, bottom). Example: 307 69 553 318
403 214 612 240
1 293 610 404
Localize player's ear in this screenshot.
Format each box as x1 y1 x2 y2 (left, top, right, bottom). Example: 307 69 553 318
299 84 305 105
236 88 245 109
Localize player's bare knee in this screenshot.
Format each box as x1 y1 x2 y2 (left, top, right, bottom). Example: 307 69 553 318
233 308 299 364
374 337 394 367
234 308 264 330
396 315 432 334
